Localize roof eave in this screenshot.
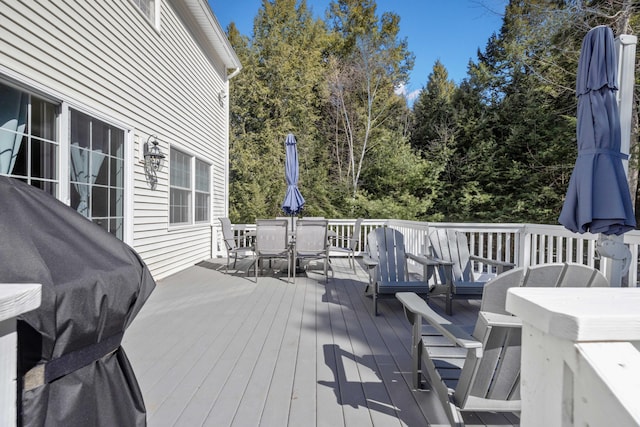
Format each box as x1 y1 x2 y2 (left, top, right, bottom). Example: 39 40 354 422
174 0 242 79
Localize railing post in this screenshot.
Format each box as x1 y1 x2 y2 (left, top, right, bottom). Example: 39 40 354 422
518 225 531 267
0 284 41 427
506 288 640 426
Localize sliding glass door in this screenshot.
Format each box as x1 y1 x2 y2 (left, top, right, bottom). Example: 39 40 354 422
69 109 125 239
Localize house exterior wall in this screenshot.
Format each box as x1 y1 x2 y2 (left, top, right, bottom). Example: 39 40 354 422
0 0 239 279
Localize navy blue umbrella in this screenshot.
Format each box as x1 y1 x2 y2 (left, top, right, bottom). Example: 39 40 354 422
559 26 636 235
282 133 305 224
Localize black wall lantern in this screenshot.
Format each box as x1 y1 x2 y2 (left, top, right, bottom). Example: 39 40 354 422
143 135 165 189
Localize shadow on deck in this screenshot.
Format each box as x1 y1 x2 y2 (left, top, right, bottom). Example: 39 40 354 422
123 257 519 427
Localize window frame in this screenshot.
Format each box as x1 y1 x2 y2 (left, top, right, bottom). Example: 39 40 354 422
194 158 211 224
68 108 127 240
169 146 212 227
129 0 160 28
0 82 61 196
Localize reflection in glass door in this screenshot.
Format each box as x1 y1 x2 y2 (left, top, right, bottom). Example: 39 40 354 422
0 82 59 195
69 110 125 239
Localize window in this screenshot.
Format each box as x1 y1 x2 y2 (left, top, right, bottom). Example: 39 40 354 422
0 82 59 195
170 148 211 225
195 159 210 223
130 0 155 23
170 148 191 224
69 110 125 239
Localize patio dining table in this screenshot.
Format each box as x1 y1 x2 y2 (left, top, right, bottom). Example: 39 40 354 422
243 221 336 276
242 226 337 242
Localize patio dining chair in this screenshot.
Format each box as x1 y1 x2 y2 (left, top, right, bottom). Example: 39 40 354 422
219 217 254 273
254 219 291 282
330 218 363 273
293 219 330 283
276 216 297 232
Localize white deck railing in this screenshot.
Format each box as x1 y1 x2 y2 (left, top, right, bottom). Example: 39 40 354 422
221 219 640 286
507 288 640 426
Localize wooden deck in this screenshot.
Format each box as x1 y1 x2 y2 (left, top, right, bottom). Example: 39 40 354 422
123 257 519 427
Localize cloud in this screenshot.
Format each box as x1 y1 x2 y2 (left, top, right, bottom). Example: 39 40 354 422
395 82 421 105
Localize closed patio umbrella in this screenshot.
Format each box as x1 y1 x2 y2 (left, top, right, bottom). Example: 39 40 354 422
282 133 305 229
558 25 636 236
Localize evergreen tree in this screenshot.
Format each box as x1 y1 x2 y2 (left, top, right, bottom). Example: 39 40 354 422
227 0 332 222
411 60 457 154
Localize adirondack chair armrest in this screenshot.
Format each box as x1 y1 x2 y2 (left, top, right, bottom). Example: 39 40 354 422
362 255 378 270
421 255 455 287
396 292 482 350
469 255 515 272
406 253 441 266
406 253 440 282
478 311 522 329
423 255 455 267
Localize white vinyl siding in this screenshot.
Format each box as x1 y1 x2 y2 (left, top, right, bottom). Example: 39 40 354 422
0 0 233 279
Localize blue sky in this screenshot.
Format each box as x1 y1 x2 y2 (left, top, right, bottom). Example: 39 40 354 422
209 0 507 101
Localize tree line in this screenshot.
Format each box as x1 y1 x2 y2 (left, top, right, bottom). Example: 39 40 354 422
226 0 639 226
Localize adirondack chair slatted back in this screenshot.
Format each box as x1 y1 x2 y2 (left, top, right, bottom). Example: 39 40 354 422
522 263 609 288
462 321 521 404
368 229 432 315
429 228 474 283
479 269 525 315
368 227 408 283
480 263 610 315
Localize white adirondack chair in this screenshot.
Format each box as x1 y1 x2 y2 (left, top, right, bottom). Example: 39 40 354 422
396 262 608 426
363 227 437 315
398 291 521 426
428 228 515 315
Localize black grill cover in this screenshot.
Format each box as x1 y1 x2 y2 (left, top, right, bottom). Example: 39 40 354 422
0 177 155 426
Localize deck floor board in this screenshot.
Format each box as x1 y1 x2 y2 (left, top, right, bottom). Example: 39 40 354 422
123 257 519 427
